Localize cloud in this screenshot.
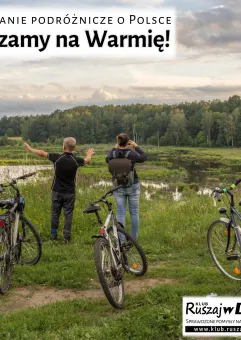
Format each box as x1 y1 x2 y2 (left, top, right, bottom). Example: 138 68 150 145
87 84 241 105
0 82 241 117
0 0 240 116
130 84 241 94
0 0 165 7
91 89 118 101
0 97 82 117
48 82 64 90
178 5 241 52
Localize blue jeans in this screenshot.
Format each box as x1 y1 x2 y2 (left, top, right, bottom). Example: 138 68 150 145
113 183 140 242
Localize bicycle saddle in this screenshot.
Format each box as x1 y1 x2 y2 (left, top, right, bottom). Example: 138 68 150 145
0 199 14 208
83 203 100 214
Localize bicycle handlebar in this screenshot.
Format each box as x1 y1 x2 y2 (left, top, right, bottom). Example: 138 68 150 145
0 172 36 189
212 178 241 204
93 185 123 204
14 172 36 181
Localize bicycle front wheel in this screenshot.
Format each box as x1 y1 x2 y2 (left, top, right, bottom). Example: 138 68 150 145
94 237 124 309
0 226 12 294
208 219 241 281
108 224 148 277
18 215 42 265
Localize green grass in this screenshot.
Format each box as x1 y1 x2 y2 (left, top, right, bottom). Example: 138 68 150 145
0 175 241 339
1 146 241 338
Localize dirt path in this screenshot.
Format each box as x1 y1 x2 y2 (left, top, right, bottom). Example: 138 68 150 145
0 277 174 312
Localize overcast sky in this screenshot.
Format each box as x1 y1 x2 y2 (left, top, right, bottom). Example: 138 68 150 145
0 0 240 116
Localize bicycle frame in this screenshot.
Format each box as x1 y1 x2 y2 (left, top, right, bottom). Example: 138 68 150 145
10 207 20 250
94 206 122 272
229 206 241 251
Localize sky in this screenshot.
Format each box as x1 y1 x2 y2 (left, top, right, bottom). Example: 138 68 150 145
0 0 240 116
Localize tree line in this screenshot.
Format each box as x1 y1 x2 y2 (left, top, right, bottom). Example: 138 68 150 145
1 95 241 147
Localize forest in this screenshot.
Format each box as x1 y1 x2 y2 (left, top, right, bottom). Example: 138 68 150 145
0 94 241 147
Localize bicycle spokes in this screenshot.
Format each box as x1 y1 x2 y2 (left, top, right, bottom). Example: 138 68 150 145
94 238 124 309
101 243 122 299
0 228 12 294
208 221 241 281
121 239 145 274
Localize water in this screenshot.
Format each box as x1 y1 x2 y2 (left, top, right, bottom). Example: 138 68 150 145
90 180 212 202
0 165 52 183
168 155 241 185
0 161 222 202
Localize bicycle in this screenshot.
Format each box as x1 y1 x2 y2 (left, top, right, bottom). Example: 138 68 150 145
83 185 148 309
0 172 42 294
208 178 241 281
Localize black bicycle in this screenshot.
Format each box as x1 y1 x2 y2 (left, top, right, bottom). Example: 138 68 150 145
83 186 148 309
0 172 42 294
208 178 241 281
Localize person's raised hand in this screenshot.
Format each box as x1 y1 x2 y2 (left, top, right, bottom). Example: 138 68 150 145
87 148 95 157
128 140 138 148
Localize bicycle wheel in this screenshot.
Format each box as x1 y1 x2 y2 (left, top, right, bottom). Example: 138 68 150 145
18 215 42 265
208 219 241 281
94 237 124 309
108 224 148 276
0 226 12 294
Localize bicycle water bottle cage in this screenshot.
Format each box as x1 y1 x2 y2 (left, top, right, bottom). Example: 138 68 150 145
219 207 227 214
83 203 101 214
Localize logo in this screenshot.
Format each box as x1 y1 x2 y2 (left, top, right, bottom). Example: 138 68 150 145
183 297 241 337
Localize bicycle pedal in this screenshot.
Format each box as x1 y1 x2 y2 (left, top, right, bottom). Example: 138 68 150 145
226 254 240 261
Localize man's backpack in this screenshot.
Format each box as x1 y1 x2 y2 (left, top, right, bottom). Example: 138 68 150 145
108 150 135 187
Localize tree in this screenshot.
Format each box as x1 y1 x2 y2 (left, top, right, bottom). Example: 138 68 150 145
201 111 213 146
146 136 158 145
6 128 14 137
167 110 187 145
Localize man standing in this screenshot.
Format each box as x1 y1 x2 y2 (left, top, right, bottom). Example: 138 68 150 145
24 137 95 243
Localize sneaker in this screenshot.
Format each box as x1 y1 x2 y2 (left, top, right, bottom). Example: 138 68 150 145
63 235 71 244
50 232 58 241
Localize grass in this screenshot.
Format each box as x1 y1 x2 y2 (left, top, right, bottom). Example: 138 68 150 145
1 146 241 338
0 173 241 339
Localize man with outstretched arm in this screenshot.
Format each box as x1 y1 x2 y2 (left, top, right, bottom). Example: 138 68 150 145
24 137 95 243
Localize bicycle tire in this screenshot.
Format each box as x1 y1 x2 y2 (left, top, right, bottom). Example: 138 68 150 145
208 219 241 281
18 215 42 265
108 224 148 277
94 237 124 309
0 226 12 294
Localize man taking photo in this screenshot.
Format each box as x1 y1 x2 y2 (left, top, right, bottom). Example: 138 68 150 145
24 137 95 243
